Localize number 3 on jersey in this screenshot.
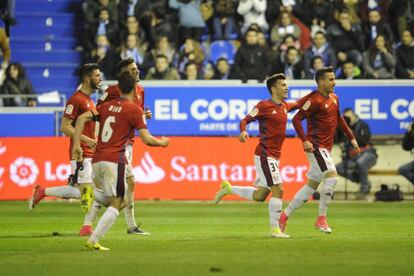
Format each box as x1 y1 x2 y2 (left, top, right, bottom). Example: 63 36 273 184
101 116 115 142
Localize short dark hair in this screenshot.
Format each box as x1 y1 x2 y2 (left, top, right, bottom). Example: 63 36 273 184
216 57 228 65
78 63 100 82
118 71 136 95
315 66 334 83
343 107 354 113
266 73 286 94
116 58 136 76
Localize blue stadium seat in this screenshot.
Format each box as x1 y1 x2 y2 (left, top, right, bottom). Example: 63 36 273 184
15 13 76 26
12 50 81 63
11 37 77 51
16 0 82 13
209 40 237 65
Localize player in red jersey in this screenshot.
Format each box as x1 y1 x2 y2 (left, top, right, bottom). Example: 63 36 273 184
29 63 101 212
79 58 152 236
214 74 299 238
279 67 359 234
73 71 169 250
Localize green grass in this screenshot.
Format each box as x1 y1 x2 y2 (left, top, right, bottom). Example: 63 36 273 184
0 201 413 275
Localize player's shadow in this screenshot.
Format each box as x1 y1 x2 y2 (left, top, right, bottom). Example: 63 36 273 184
0 232 80 239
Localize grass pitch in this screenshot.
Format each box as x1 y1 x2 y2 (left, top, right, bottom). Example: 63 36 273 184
0 200 413 275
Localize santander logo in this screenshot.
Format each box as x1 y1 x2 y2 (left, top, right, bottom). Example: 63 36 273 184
133 152 166 184
9 157 39 187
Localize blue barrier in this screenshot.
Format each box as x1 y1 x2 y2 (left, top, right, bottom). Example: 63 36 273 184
1 81 413 137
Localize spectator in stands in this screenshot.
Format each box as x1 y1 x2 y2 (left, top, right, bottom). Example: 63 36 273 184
82 0 118 25
148 7 178 47
0 62 36 107
145 54 180 80
118 0 152 39
169 0 206 44
202 62 215 80
270 11 301 49
120 34 147 69
362 34 395 79
303 31 337 78
398 119 414 186
334 0 361 24
395 29 414 79
212 0 238 40
182 61 200 80
305 56 325 79
272 46 304 79
119 16 148 50
230 28 270 82
86 35 119 80
144 35 177 71
176 38 205 74
336 108 377 199
326 9 365 67
213 57 231 80
337 61 362 79
257 30 269 50
362 8 393 49
299 0 335 29
0 21 10 79
84 7 118 51
237 0 268 35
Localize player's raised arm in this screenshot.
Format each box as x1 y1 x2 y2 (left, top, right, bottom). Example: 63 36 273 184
73 111 97 161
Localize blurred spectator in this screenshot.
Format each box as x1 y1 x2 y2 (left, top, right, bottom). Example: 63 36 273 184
144 35 177 70
299 0 335 28
118 0 152 39
120 34 147 69
237 0 268 35
202 62 215 80
334 0 361 24
82 0 118 26
213 57 231 79
84 7 118 51
212 0 238 40
305 56 325 79
148 8 178 47
337 61 362 79
303 31 337 77
388 0 411 42
270 11 301 49
120 16 148 50
0 63 36 107
0 23 10 79
257 30 269 50
362 8 393 48
176 38 205 74
336 108 377 198
272 46 304 79
169 0 206 44
145 54 180 80
86 35 119 80
395 29 414 79
182 61 201 80
362 34 395 79
398 119 414 186
230 28 270 82
326 9 365 66
358 0 390 24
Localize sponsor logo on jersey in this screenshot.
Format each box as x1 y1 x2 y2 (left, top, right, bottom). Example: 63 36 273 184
9 157 39 187
249 107 259 117
133 152 165 184
302 101 311 111
65 104 74 115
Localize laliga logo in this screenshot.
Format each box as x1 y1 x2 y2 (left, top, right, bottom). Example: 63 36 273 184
9 157 39 187
133 152 165 184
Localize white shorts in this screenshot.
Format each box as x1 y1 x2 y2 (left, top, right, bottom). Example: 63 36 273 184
70 158 92 184
253 155 282 188
92 161 127 198
125 144 133 178
306 148 336 183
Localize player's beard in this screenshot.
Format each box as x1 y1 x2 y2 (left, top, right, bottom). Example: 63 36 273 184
91 80 100 90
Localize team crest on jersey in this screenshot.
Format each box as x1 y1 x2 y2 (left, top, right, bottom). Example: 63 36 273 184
65 104 74 115
249 107 259 117
302 101 311 111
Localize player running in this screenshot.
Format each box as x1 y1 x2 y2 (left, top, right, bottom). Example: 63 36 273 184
279 67 359 234
73 71 169 250
214 73 299 238
29 63 101 212
79 58 152 236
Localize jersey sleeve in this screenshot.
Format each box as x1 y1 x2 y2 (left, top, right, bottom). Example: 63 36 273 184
296 94 319 118
286 100 300 112
240 102 261 132
128 106 147 130
63 97 81 121
97 87 118 106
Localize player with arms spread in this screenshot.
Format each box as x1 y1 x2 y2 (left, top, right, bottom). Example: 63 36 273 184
79 58 152 236
280 67 359 234
29 63 100 212
73 71 169 250
214 73 299 238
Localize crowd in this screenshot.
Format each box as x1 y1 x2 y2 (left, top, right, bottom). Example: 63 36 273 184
79 0 414 81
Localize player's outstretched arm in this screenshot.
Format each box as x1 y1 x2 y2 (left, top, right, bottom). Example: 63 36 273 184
139 129 169 147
